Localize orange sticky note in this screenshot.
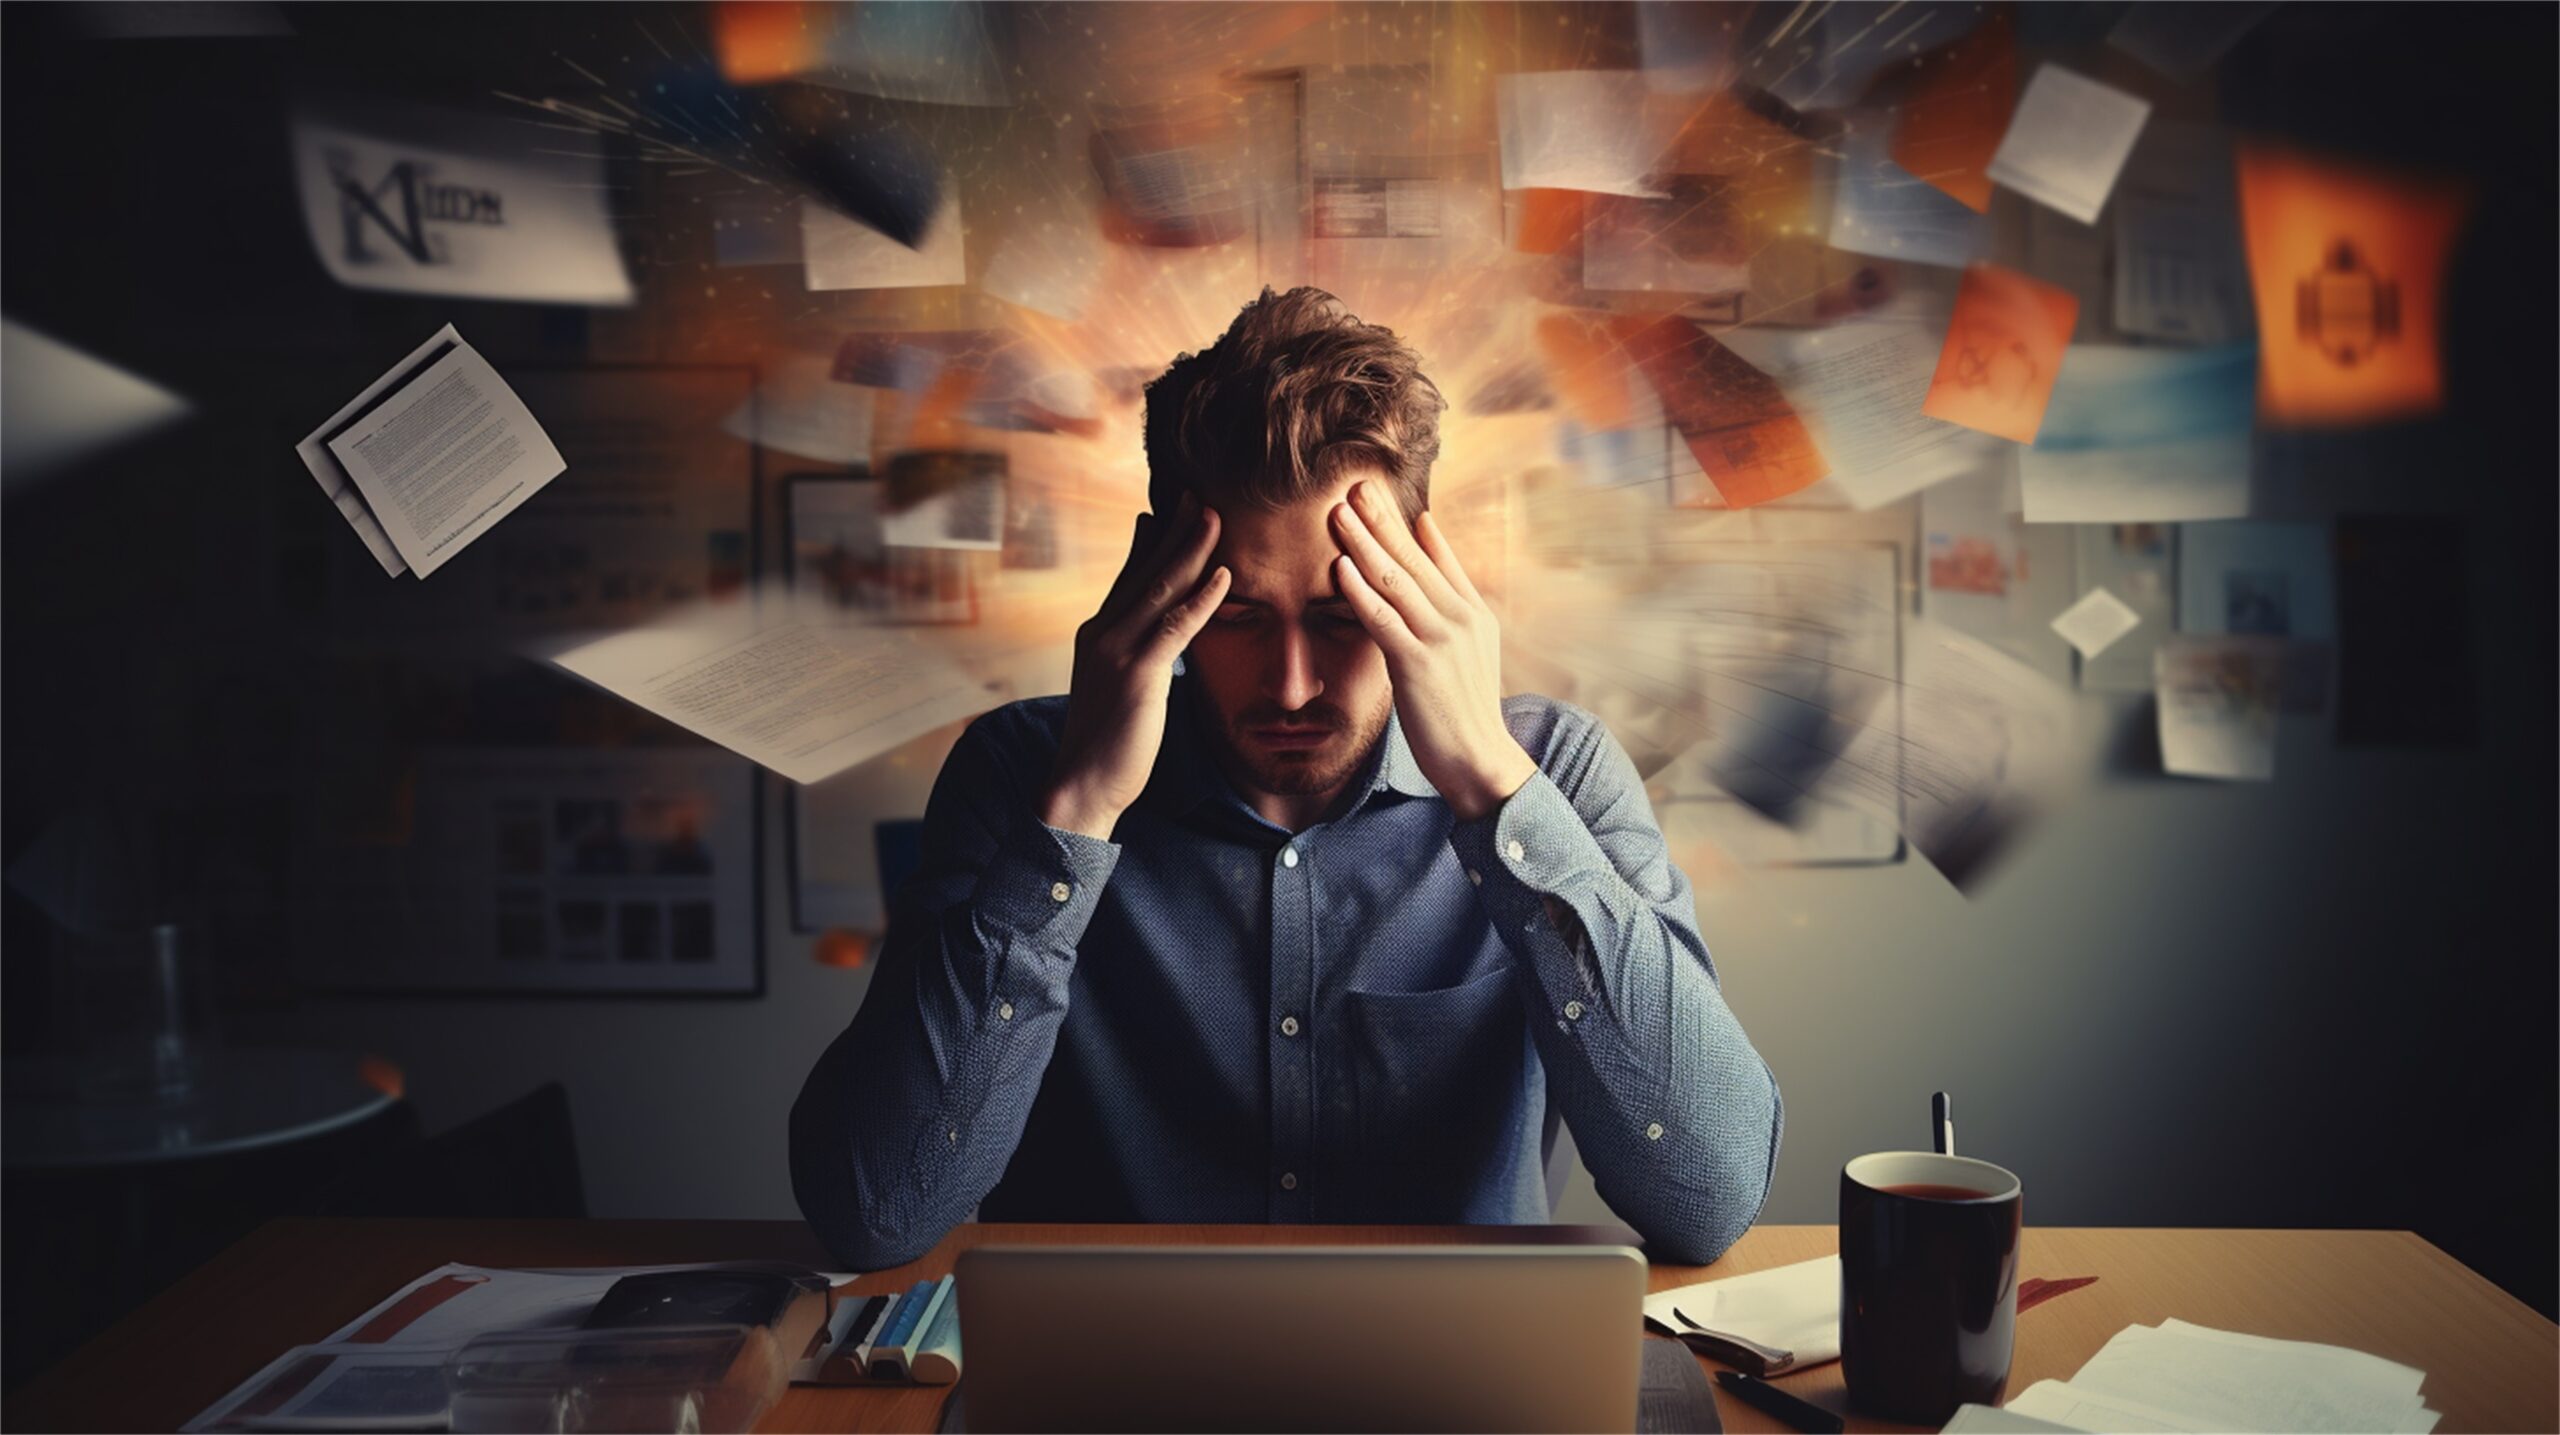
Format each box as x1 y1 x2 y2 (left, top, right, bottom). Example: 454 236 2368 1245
2235 144 2472 426
1611 314 1828 508
1924 263 2080 443
1892 8 2018 214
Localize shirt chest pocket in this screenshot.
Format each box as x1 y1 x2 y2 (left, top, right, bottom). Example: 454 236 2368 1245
1339 964 1532 1219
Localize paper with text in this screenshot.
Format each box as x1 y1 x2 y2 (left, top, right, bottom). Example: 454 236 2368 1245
548 608 1003 784
296 325 564 579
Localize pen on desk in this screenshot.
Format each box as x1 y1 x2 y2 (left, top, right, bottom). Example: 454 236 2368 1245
1932 1090 1955 1156
1715 1370 1845 1435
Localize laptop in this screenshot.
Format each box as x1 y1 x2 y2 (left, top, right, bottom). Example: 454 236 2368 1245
952 1244 1651 1433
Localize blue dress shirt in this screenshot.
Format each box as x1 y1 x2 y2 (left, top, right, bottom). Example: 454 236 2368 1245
790 675 1783 1269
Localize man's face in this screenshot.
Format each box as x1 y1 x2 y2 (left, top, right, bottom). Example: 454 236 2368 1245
1185 470 1395 801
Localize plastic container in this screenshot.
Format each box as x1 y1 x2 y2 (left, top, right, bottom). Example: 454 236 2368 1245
445 1323 787 1433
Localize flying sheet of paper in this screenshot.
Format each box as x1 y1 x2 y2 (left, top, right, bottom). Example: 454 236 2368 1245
1776 317 2002 509
2019 343 2254 522
290 107 633 305
1890 8 2017 213
1831 112 1993 268
1925 263 2080 444
1986 65 2153 225
1614 313 1828 508
547 607 1002 784
1495 71 1672 199
2235 145 2472 426
2050 586 2142 659
295 324 565 579
2113 123 2254 345
0 319 191 490
802 189 966 291
722 353 874 466
1891 618 2083 890
2155 636 2282 781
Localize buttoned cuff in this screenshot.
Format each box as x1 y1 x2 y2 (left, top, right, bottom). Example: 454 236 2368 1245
974 804 1121 955
1448 767 1596 899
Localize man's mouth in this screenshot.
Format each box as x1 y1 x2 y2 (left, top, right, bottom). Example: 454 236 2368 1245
1247 726 1334 750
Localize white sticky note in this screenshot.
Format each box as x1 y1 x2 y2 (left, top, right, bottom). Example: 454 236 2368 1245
1987 65 2153 225
2051 586 2144 658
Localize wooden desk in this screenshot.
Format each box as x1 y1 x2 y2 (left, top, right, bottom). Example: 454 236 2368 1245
8 1220 2552 1433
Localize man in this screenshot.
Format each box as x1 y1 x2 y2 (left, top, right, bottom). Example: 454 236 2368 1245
791 287 1781 1269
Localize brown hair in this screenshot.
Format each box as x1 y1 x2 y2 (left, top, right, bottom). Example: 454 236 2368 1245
1143 286 1445 521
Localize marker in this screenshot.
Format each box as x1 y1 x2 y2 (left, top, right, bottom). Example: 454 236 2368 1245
1932 1090 1955 1157
1715 1370 1845 1434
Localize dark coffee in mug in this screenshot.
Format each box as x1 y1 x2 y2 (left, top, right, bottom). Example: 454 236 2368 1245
1839 1153 2023 1425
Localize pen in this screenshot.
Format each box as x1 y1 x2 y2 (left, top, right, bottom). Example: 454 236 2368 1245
1715 1370 1845 1434
1932 1090 1955 1157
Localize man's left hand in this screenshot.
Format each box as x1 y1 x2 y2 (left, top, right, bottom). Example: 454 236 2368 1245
1331 479 1539 823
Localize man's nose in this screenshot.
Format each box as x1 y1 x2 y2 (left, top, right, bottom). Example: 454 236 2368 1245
1265 627 1324 711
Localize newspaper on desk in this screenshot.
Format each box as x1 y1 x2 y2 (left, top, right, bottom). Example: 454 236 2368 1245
182 1262 856 1432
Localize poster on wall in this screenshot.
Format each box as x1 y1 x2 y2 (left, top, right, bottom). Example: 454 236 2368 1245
289 746 760 996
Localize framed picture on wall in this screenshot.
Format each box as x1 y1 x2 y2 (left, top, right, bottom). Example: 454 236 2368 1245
289 745 762 996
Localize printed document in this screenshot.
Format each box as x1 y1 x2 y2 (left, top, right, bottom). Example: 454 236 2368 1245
294 324 564 578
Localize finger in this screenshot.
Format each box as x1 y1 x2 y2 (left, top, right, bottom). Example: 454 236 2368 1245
1347 480 1465 618
1333 553 1417 653
1415 510 1485 609
1330 497 1444 640
1136 564 1232 667
1115 503 1221 638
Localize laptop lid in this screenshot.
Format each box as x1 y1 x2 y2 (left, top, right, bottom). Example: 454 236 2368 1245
954 1244 1647 1433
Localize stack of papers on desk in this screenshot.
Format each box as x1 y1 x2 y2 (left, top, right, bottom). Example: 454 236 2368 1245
1943 1318 2439 1433
1641 1255 1840 1375
183 1262 858 1432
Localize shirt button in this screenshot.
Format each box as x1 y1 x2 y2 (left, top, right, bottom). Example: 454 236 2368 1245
999 1002 1015 1021
948 1128 961 1145
1466 868 1482 886
1050 881 1071 902
1279 1172 1299 1191
1564 1000 1584 1021
1505 838 1525 862
1281 846 1299 868
1645 1121 1665 1142
1280 1015 1300 1036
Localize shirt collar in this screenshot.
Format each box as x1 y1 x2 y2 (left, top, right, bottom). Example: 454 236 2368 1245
1142 674 1438 821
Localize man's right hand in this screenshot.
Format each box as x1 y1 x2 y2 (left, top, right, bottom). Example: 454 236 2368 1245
1039 493 1228 840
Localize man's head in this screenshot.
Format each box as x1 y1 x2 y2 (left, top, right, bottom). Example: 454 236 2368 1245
1142 288 1446 806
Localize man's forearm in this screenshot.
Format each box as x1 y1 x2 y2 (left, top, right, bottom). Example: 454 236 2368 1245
1450 751 1783 1264
789 802 1116 1269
